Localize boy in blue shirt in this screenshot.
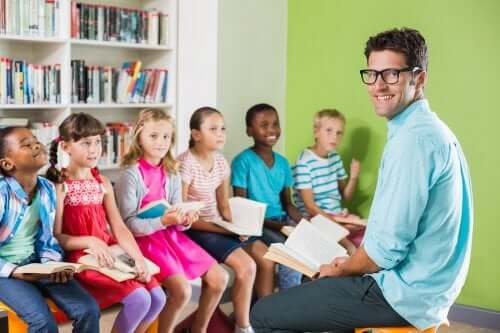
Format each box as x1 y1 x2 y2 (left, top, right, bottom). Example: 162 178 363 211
232 103 303 295
0 127 99 333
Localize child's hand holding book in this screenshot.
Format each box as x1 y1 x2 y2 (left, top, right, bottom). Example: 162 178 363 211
133 257 152 283
88 237 115 268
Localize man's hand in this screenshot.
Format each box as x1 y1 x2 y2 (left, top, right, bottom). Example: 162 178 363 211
318 256 349 278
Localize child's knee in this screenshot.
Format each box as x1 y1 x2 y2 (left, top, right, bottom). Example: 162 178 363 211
150 286 167 308
204 265 229 294
69 296 100 322
28 312 58 333
235 256 257 281
166 280 192 304
125 287 152 311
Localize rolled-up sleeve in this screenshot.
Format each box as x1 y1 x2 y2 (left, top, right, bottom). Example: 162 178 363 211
364 134 440 269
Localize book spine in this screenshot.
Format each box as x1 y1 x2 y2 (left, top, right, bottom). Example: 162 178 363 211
159 13 168 45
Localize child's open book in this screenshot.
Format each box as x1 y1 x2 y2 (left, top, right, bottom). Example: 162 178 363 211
14 262 93 275
210 197 266 236
77 244 160 282
264 215 349 278
137 200 205 219
15 247 160 282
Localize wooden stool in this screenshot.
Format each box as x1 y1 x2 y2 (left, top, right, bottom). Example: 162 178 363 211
0 300 158 333
355 326 438 333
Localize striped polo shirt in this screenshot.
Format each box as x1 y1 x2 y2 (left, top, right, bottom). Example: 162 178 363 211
292 148 347 214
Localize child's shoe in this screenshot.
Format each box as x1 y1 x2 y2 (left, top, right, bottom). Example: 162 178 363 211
234 325 255 333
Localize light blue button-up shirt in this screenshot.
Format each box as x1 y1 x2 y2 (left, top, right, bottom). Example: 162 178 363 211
0 176 63 278
364 99 473 329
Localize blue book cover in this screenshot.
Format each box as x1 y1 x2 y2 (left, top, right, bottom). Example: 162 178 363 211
137 200 170 219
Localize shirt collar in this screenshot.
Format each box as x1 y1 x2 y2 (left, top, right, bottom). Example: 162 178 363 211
387 99 430 139
5 176 43 204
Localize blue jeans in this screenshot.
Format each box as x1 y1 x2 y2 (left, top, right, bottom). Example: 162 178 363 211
0 277 100 333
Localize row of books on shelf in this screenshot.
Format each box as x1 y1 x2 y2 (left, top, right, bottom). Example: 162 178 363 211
71 60 168 105
71 1 168 46
0 0 60 37
101 122 133 167
0 57 61 105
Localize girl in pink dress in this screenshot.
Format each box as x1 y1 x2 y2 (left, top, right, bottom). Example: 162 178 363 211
47 113 166 333
115 109 228 333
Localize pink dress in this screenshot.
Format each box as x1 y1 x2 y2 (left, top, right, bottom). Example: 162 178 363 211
62 168 158 309
134 158 216 282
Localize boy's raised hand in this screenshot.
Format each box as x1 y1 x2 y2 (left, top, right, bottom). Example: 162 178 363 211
350 159 361 179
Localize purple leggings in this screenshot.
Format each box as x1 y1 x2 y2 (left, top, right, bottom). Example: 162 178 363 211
114 286 166 333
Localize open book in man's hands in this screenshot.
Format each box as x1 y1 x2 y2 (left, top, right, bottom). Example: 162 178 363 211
210 197 266 236
78 244 160 282
264 215 349 278
14 262 94 275
137 200 205 219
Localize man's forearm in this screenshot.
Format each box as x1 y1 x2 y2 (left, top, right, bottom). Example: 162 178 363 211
338 246 380 276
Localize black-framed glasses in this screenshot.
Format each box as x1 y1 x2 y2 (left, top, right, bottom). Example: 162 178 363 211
359 67 422 85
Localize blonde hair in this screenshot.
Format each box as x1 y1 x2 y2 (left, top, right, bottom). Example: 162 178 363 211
121 108 178 173
313 108 346 129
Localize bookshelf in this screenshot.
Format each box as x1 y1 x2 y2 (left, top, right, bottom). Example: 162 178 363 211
0 0 178 176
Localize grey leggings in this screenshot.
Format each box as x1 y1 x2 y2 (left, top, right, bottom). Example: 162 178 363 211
250 276 409 333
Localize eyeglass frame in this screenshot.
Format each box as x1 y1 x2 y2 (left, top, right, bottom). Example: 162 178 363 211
359 67 422 85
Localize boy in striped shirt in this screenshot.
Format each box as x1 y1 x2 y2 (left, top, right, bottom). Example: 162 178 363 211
293 109 364 253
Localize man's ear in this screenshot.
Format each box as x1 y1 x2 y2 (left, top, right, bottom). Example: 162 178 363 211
0 157 15 174
414 70 427 90
246 126 253 137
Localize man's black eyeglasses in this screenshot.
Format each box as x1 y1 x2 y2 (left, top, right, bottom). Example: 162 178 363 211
359 67 422 85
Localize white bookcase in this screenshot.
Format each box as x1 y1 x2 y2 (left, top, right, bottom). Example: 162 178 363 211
0 0 178 177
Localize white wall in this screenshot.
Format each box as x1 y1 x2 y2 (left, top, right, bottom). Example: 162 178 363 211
177 0 219 152
217 0 288 160
177 0 288 160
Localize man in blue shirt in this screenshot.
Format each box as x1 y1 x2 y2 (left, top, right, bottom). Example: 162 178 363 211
250 28 473 333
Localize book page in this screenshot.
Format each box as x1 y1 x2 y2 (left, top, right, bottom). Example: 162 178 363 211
15 262 83 275
285 220 347 268
227 197 266 235
310 215 350 242
264 248 317 278
210 197 266 236
269 243 318 271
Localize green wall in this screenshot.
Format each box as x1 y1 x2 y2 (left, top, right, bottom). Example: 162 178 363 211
286 0 500 311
